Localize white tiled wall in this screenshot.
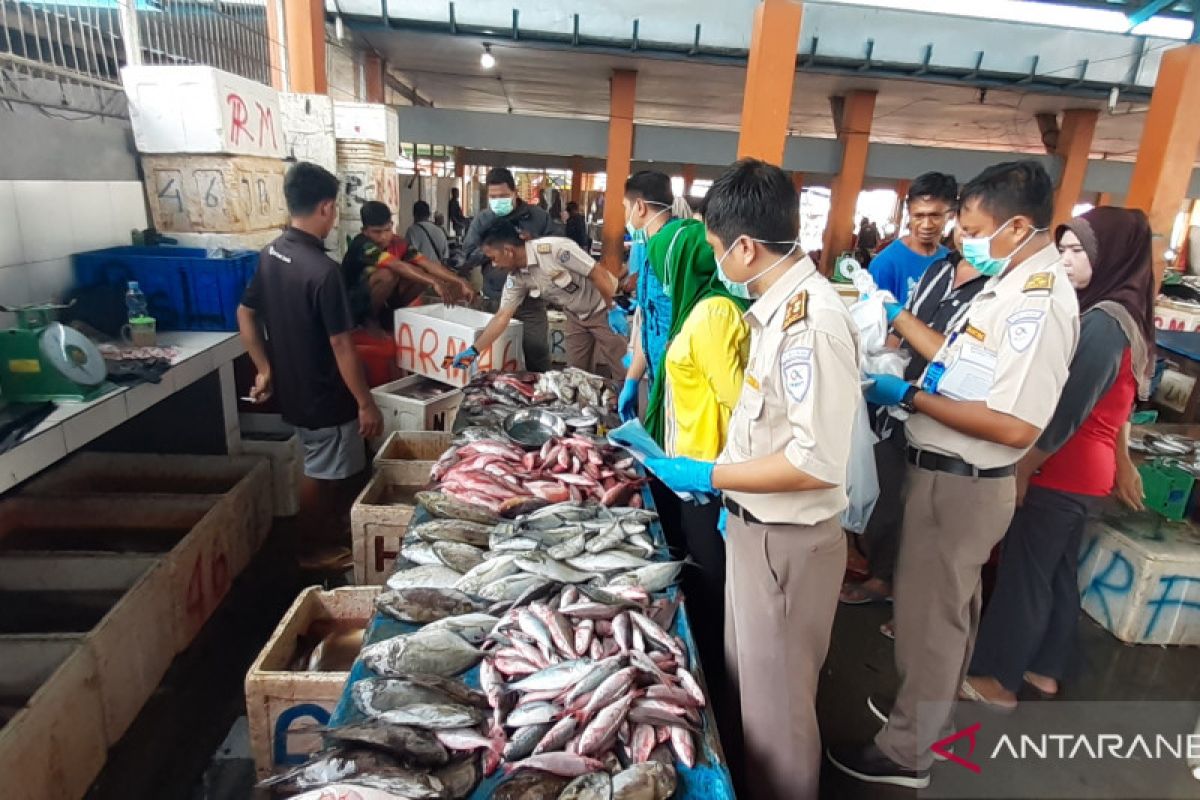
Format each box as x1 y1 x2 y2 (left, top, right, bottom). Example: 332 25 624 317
0 180 147 323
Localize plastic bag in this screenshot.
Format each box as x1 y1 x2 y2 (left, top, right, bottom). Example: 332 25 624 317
840 395 880 534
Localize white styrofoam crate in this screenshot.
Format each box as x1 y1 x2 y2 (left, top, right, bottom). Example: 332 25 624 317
141 154 287 234
337 163 399 221
371 375 462 440
122 65 284 158
1078 518 1200 646
165 229 279 253
333 101 399 157
239 413 300 517
548 309 568 366
393 304 525 389
279 92 337 173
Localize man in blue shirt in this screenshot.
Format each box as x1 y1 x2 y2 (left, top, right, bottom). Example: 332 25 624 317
867 172 957 304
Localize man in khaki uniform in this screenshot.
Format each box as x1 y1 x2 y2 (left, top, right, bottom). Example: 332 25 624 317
645 159 861 800
829 161 1079 789
452 219 624 376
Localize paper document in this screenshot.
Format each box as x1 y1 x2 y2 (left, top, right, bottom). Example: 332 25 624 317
607 419 708 504
937 341 997 402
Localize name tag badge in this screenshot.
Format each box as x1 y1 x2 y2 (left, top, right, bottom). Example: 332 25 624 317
745 374 760 391
965 324 986 342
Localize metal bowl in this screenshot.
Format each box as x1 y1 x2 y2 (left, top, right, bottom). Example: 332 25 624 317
503 408 567 449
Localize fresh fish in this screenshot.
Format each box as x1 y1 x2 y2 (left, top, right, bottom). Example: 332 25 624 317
560 601 624 620
491 770 571 800
516 552 600 584
378 702 486 730
506 752 607 777
506 700 561 727
568 550 654 573
563 656 624 704
400 537 442 566
531 605 577 658
628 650 678 687
644 684 701 708
612 761 677 800
434 727 499 753
507 659 595 694
323 722 449 767
386 564 464 591
574 619 595 656
532 715 577 755
575 584 643 608
559 770 614 800
361 629 481 677
546 532 589 560
352 678 478 717
433 541 487 573
580 667 638 722
629 611 684 658
435 753 483 799
390 673 490 709
499 495 550 518
614 613 632 653
516 608 556 654
455 554 519 594
258 748 444 797
417 490 500 524
630 723 657 763
477 574 548 602
584 524 626 554
669 725 696 768
490 535 543 553
675 667 706 707
424 613 500 645
504 723 553 760
286 784 440 800
578 692 637 756
411 518 494 547
606 561 686 592
375 587 485 623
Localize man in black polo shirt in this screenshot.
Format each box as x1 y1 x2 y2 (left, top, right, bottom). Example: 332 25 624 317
238 162 383 545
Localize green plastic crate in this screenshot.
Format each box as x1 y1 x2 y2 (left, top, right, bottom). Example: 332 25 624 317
1137 459 1195 521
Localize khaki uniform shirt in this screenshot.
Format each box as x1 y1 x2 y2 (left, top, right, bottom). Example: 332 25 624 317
718 257 861 525
907 242 1080 469
500 237 606 319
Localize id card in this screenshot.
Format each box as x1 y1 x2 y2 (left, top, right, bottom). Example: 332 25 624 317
937 341 997 401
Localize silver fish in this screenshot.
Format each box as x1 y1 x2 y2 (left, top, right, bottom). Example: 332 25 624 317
377 702 485 730
629 611 683 658
516 608 556 654
507 700 561 727
400 537 442 566
584 524 626 554
361 629 481 677
435 753 483 799
455 554 519 594
411 518 494 547
507 659 595 693
416 490 500 525
558 770 613 800
504 722 553 760
375 587 485 624
606 561 686 592
546 532 589 561
581 667 638 722
386 564 464 591
492 770 571 800
506 752 607 777
612 761 677 800
258 748 446 798
433 541 487 573
568 550 653 573
577 692 636 755
490 534 543 553
564 656 624 704
532 715 577 755
324 722 449 767
352 677 478 717
477 574 548 603
516 552 600 584
423 613 500 645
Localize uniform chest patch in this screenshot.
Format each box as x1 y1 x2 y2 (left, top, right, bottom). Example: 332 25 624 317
558 249 572 265
536 243 552 254
783 291 808 330
1006 309 1044 353
1022 272 1054 293
781 347 814 403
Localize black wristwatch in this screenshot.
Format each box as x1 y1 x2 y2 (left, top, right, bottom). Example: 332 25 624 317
899 385 919 414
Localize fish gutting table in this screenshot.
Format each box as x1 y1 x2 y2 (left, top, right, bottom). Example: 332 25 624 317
327 483 736 799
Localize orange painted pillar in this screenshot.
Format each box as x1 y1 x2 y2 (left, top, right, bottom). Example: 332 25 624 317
570 157 584 201
1052 109 1099 228
893 178 911 227
682 164 696 198
822 90 877 273
792 171 805 195
453 148 465 179
283 0 327 94
1127 45 1200 283
602 70 637 275
364 54 385 103
265 0 285 91
1097 192 1115 207
736 0 804 165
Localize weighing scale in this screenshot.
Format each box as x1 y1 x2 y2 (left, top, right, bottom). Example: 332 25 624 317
0 304 109 402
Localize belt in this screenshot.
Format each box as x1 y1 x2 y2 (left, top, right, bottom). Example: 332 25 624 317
906 447 1016 479
722 497 763 525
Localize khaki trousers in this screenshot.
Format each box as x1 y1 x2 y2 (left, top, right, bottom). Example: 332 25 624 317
724 513 845 800
875 465 1016 771
565 310 627 379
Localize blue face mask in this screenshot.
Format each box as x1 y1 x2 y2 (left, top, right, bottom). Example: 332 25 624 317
716 237 800 300
961 218 1041 277
489 196 514 217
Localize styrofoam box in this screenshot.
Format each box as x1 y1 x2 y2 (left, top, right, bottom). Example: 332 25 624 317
548 309 568 366
337 162 399 220
122 65 284 158
1078 518 1200 646
1154 299 1200 334
393 304 525 388
279 92 337 173
167 229 279 252
239 413 300 517
141 154 287 233
371 375 463 437
333 101 399 157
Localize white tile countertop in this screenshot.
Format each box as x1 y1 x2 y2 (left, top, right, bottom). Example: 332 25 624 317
0 331 244 493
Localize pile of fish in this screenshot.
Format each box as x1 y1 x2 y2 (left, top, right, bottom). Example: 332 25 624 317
430 435 644 513
456 369 617 430
389 499 687 603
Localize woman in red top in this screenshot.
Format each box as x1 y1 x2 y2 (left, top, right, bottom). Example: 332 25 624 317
962 206 1154 709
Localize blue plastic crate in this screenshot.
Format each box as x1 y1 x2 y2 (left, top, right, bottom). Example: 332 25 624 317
72 245 259 331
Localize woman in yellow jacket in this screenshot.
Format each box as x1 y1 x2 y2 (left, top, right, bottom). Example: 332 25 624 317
645 214 750 715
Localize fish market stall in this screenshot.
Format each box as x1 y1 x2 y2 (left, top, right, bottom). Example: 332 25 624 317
261 369 734 798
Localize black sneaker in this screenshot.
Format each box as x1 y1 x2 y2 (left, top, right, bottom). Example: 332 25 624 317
826 743 931 789
866 695 949 762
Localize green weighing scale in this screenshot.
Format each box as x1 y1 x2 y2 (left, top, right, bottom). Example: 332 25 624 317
0 304 109 402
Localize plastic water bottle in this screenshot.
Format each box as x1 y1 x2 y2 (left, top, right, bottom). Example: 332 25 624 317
126 281 148 320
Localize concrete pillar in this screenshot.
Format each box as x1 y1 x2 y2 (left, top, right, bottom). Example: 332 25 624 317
453 148 465 179
683 164 697 199
279 0 327 94
893 178 912 227
1127 45 1200 283
264 0 287 91
602 70 637 275
364 54 385 103
570 156 584 201
792 171 805 195
822 90 876 272
1052 109 1099 228
736 0 804 165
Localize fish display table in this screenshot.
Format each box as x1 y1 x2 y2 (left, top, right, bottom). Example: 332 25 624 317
326 484 735 799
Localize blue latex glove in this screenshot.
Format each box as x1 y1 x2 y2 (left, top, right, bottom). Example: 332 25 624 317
644 456 715 496
864 373 911 407
618 379 640 422
884 301 903 323
451 346 478 370
717 507 728 541
622 352 632 370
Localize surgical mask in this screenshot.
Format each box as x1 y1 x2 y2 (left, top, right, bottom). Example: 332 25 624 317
961 218 1042 277
489 196 515 216
716 237 800 300
625 202 670 241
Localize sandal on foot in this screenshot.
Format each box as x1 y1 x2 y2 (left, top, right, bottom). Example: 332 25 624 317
959 679 1017 712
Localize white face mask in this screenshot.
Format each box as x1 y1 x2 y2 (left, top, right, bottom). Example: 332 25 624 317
716 237 800 300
